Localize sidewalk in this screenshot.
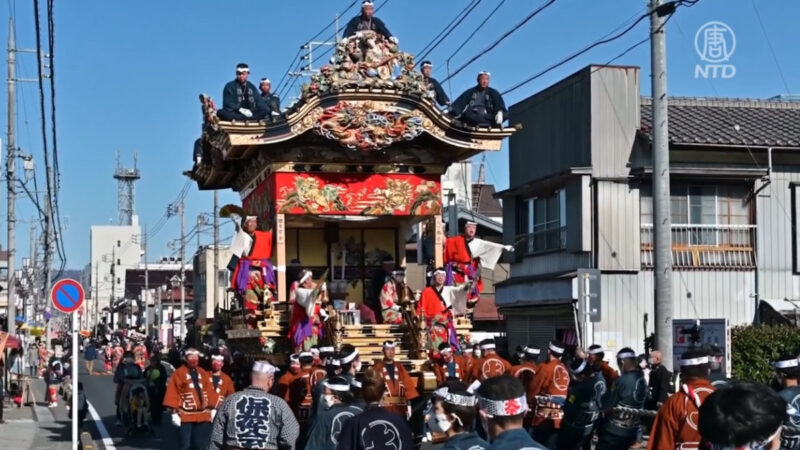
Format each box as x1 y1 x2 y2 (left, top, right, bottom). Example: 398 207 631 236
0 377 71 450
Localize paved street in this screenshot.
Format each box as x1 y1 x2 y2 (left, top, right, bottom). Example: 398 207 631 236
80 361 179 450
0 377 71 450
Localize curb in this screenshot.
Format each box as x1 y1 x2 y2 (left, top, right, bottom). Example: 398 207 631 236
80 431 97 450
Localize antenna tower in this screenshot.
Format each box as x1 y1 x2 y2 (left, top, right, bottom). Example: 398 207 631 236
113 151 141 225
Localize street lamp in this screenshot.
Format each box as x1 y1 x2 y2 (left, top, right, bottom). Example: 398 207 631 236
170 275 182 341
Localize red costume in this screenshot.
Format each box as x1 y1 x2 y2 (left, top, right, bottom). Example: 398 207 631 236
647 379 715 450
527 358 570 429
417 285 458 352
444 235 482 302
133 344 148 370
373 360 420 418
288 280 324 352
231 230 275 314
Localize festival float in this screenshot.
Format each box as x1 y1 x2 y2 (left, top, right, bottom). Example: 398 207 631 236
187 31 515 390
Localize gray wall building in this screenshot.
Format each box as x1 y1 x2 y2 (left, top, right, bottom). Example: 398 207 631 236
495 64 800 358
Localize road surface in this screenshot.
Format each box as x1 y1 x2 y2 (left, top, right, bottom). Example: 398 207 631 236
80 360 178 450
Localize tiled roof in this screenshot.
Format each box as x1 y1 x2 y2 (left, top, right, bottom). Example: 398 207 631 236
471 184 503 217
640 97 800 148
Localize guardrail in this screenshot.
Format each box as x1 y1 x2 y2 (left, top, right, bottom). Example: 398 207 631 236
641 224 756 269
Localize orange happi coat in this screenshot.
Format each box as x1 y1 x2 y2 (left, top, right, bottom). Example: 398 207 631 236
373 360 420 417
647 379 715 450
470 352 512 383
433 355 470 386
527 357 570 429
210 371 236 409
163 365 217 423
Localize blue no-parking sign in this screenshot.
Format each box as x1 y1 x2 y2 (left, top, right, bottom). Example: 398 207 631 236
50 278 85 314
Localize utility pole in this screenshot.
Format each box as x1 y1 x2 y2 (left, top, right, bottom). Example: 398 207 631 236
44 170 53 352
143 225 149 336
213 191 219 313
650 0 673 370
180 201 186 343
7 17 17 336
110 245 116 330
94 262 99 335
196 215 202 251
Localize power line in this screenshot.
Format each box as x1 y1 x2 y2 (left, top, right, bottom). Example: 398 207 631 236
442 0 507 75
500 2 686 96
274 0 360 97
749 0 791 95
415 0 480 63
442 0 557 84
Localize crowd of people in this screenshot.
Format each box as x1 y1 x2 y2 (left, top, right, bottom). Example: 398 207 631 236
91 332 800 450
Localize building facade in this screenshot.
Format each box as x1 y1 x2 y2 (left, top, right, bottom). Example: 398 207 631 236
496 65 800 361
87 218 142 329
192 245 232 322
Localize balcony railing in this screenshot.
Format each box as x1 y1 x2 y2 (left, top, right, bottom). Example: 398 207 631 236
516 227 567 256
641 224 756 269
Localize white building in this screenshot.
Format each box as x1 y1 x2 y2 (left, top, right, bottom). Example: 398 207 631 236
192 245 232 321
87 216 142 329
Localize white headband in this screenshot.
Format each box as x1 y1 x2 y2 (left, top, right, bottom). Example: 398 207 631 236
465 221 477 227
236 67 250 73
478 71 491 76
480 343 496 350
299 271 312 284
211 355 224 361
383 341 396 349
319 346 334 353
709 426 782 450
260 78 271 84
290 354 300 363
574 359 589 374
525 348 540 355
549 343 564 354
310 348 320 355
445 392 477 408
330 359 341 367
362 1 374 5
477 395 528 417
433 269 446 275
679 356 709 366
323 380 350 392
439 347 453 355
588 347 605 355
351 379 362 388
421 62 432 68
774 358 800 369
299 352 313 359
185 349 201 356
253 361 276 374
433 387 449 399
617 352 637 360
245 216 257 221
340 350 359 365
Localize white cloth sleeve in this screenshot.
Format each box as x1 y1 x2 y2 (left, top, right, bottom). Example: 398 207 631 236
467 238 506 270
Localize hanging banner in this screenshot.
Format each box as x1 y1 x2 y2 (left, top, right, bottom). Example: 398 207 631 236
243 172 442 216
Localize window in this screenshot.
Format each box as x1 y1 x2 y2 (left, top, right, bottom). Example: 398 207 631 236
117 277 121 285
117 240 121 247
640 183 755 269
117 259 121 266
519 190 567 254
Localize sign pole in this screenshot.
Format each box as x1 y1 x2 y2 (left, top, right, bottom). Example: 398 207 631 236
72 310 78 450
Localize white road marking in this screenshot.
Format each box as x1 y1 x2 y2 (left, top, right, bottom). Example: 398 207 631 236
87 401 116 450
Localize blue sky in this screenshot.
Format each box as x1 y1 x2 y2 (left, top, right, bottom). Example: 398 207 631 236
1 0 798 269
